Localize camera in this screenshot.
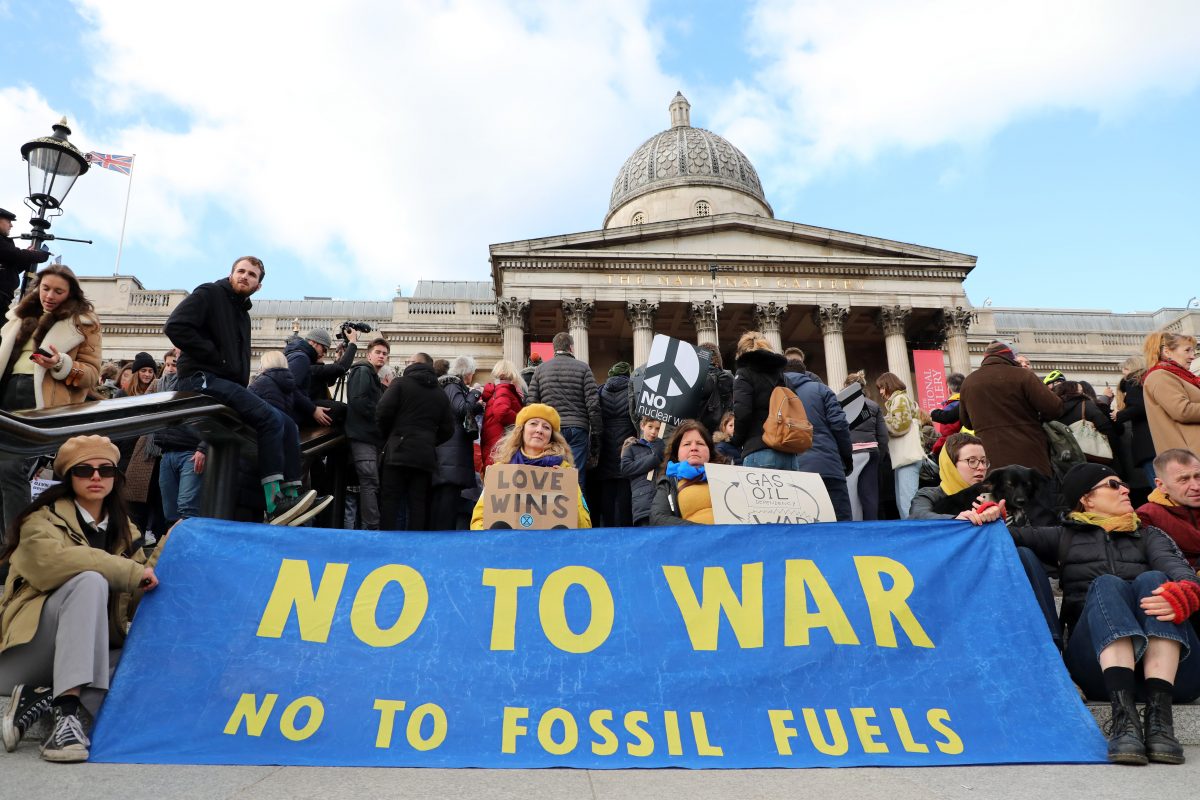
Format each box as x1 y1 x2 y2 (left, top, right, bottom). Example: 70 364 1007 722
337 321 373 342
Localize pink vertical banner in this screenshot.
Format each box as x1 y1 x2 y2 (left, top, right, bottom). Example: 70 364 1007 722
912 350 949 414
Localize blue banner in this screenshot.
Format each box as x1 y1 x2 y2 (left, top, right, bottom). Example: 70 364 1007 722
89 518 1106 767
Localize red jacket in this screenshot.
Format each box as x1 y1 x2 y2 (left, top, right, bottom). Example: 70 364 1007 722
1138 490 1200 567
480 381 523 471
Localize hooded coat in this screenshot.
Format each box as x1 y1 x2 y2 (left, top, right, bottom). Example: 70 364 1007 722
433 375 482 489
250 366 315 425
480 381 523 471
376 361 454 472
594 374 637 480
784 370 853 479
959 354 1063 477
731 348 787 458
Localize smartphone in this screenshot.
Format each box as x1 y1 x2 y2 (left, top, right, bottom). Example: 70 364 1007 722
30 347 52 360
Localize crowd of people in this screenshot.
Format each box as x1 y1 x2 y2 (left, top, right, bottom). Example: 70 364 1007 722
2 253 1200 765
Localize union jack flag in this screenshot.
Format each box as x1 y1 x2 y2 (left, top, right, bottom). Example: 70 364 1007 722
85 152 134 176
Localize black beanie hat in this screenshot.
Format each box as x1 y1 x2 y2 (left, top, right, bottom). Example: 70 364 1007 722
130 352 156 373
1062 462 1119 510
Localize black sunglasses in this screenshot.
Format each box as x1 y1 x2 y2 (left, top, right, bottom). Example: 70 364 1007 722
68 464 119 479
1091 478 1129 492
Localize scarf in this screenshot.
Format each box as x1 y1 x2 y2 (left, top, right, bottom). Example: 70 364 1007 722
938 446 973 496
1144 358 1200 390
1069 510 1140 533
666 460 707 482
510 449 564 469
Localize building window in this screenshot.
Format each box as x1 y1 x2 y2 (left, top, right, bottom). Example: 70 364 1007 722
694 200 710 217
631 211 645 225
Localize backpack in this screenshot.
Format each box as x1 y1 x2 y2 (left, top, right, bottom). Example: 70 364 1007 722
700 369 731 432
761 385 814 454
1043 420 1085 482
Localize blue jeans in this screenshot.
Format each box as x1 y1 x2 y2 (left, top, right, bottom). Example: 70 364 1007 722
561 426 590 490
743 448 799 470
1065 571 1200 702
159 450 204 521
893 461 920 519
185 371 298 484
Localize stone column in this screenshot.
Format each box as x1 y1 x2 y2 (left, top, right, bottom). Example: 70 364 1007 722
815 303 850 389
689 300 722 348
626 299 658 368
562 298 594 365
942 306 975 375
754 302 788 352
878 305 913 389
495 297 528 368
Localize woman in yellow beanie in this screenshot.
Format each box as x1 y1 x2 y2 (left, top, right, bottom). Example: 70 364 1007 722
470 403 591 529
0 435 161 763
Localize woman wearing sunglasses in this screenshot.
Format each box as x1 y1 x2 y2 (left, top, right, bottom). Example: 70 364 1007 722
0 435 161 763
1010 462 1200 765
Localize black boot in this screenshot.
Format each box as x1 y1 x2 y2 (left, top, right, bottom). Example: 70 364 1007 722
1144 689 1184 764
1106 689 1148 765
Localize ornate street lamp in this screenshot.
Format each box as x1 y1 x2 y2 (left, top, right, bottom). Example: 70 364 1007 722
18 117 92 290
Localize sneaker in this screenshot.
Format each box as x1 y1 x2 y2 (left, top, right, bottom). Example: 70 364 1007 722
267 489 318 525
2 684 52 752
40 706 90 763
287 494 335 527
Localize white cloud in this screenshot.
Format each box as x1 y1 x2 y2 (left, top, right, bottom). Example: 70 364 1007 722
715 0 1200 186
3 1 679 294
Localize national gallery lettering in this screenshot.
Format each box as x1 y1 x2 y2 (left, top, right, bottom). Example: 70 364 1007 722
87 94 1193 391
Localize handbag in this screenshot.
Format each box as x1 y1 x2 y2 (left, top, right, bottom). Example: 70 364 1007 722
1067 404 1113 463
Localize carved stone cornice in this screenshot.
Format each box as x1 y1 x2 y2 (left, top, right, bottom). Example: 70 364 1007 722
495 297 529 328
562 298 594 329
941 305 975 336
877 305 911 336
626 299 658 329
688 300 722 332
814 303 850 335
753 302 788 333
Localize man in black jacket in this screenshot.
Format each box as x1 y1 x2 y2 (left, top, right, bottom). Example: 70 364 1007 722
0 208 49 310
375 352 454 531
345 338 389 529
165 256 315 524
286 326 359 405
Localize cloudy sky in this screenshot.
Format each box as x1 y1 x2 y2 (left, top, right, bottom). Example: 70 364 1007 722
1 1 1197 311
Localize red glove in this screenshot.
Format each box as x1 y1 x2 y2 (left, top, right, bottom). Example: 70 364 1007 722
1157 580 1200 622
974 501 1007 520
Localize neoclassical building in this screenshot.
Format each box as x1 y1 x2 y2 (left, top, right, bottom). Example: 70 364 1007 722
83 93 1195 392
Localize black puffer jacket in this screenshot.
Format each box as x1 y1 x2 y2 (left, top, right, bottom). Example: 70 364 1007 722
1010 520 1199 631
250 367 314 425
344 363 384 444
525 352 602 433
286 338 358 402
621 437 665 523
433 375 482 489
376 362 454 472
731 348 787 458
166 278 253 385
697 365 734 433
1116 374 1155 465
594 375 637 480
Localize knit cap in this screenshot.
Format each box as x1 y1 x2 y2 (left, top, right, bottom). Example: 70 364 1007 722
515 403 561 433
130 352 156 373
1062 463 1119 510
608 361 632 377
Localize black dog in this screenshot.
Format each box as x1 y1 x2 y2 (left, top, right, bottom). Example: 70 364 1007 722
980 465 1060 527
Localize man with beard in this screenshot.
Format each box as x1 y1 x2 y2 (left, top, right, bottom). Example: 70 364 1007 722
165 256 317 524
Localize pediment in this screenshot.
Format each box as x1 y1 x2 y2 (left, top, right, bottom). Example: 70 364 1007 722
490 213 975 268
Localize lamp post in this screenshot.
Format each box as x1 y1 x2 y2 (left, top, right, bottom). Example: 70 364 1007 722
19 117 91 292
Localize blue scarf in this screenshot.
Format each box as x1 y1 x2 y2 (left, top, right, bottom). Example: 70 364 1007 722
511 449 564 469
666 460 706 481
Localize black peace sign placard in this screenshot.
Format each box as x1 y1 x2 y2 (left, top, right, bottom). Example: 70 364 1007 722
632 334 712 426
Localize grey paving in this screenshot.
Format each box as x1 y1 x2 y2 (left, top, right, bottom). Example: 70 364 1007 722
6 744 1200 800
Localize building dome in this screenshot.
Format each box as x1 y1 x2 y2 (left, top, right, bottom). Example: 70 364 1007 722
605 92 772 228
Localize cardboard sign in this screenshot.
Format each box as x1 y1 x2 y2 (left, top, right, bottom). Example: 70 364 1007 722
631 334 712 427
706 463 836 524
482 464 579 529
912 350 949 415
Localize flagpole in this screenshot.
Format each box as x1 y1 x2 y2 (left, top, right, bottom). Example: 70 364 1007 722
113 154 135 276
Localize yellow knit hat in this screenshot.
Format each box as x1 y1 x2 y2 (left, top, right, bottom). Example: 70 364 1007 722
54 435 121 478
515 403 561 433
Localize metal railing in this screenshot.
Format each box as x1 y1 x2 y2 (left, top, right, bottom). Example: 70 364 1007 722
0 392 346 525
